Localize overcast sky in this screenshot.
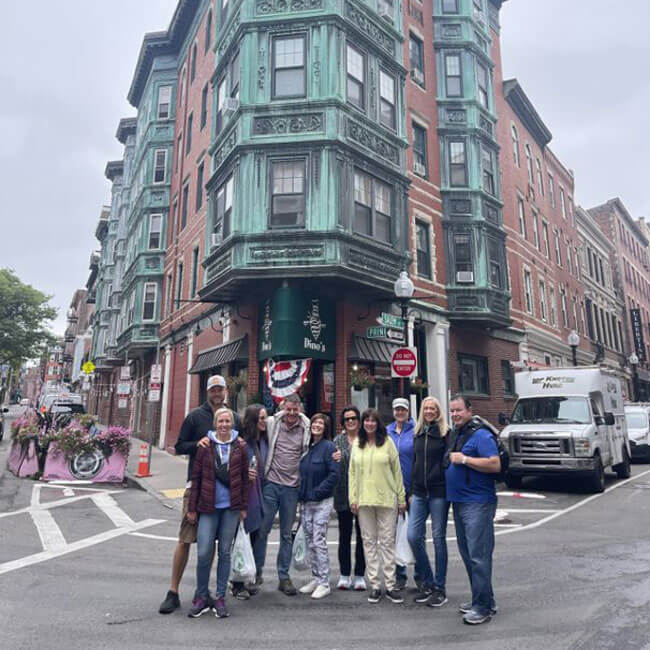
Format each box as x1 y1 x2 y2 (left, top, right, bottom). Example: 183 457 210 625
1 1 648 336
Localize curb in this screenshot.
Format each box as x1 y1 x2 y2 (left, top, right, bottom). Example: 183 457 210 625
125 471 181 511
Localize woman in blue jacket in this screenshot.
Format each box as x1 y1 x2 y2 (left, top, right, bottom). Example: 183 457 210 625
298 413 339 600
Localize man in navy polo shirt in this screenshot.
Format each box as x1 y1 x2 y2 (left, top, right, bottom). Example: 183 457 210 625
446 394 501 625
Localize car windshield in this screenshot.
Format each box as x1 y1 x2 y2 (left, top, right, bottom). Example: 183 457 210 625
625 412 648 429
511 397 591 425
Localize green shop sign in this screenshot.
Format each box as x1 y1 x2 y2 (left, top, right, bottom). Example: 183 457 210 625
258 287 335 361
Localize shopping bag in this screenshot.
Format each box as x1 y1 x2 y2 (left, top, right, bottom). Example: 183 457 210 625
395 512 414 566
291 522 309 571
229 524 256 583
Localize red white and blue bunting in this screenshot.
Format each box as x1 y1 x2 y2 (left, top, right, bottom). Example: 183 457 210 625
263 359 312 403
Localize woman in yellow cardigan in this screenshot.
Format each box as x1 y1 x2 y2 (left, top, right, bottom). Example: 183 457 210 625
349 408 406 604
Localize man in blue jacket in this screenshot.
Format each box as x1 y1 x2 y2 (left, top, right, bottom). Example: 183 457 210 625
387 397 417 590
446 394 500 625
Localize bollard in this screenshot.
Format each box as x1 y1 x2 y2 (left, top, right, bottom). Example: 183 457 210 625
135 441 152 478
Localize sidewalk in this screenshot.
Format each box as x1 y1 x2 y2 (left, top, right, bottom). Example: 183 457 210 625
126 438 187 511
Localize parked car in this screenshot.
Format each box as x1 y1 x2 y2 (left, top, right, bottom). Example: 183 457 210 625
624 403 650 462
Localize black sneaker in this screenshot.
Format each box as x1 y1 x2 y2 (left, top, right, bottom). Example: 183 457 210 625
278 578 297 596
231 583 251 600
367 589 382 603
414 588 434 604
248 574 263 595
159 590 180 614
427 589 448 608
213 597 230 619
459 601 497 615
188 596 212 618
463 609 491 625
385 589 404 604
394 578 407 592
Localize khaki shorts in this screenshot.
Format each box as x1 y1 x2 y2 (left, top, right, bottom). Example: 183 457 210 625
178 487 198 544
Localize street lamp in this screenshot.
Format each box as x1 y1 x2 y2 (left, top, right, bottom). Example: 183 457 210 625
629 353 639 402
394 270 415 399
567 330 580 367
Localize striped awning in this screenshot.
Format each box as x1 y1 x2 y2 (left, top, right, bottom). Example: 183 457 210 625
349 335 398 364
188 335 248 374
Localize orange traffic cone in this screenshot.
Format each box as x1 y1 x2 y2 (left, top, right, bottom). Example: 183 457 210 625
135 442 152 478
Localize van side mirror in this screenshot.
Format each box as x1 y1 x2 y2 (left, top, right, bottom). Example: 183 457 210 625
603 412 615 426
498 412 509 426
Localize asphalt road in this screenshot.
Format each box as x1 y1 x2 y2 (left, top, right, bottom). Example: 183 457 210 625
1 406 650 650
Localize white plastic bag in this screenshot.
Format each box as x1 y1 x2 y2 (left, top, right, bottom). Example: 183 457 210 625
291 523 310 571
229 525 256 583
395 512 414 566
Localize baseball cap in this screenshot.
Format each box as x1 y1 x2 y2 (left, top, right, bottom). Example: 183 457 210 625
392 398 410 410
207 375 226 390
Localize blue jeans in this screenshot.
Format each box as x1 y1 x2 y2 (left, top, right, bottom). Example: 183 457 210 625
255 481 299 581
407 495 449 591
453 501 497 616
195 508 240 600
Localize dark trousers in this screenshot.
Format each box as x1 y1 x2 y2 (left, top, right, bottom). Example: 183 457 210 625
337 509 366 577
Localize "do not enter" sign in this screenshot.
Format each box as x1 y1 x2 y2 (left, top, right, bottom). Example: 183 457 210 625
391 347 418 378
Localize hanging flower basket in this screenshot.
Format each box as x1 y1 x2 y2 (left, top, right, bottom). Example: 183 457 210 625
410 377 429 395
226 373 247 394
350 368 376 391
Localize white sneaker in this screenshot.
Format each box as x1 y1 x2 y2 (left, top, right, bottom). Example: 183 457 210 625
311 584 331 600
353 576 367 591
336 575 352 590
299 579 318 594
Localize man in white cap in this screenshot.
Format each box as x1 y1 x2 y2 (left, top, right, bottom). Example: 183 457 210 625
159 374 241 614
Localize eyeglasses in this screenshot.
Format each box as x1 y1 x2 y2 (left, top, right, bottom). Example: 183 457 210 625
343 416 359 422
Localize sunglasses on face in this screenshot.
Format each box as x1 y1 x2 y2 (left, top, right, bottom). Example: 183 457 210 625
343 416 359 422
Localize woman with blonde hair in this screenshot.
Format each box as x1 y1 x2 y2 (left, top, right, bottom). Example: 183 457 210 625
408 396 451 608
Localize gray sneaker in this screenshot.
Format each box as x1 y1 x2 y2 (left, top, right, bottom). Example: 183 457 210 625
427 589 448 608
213 597 230 618
459 601 497 615
278 578 297 596
463 609 492 625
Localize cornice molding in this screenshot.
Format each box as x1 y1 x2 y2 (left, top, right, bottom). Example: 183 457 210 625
503 78 552 149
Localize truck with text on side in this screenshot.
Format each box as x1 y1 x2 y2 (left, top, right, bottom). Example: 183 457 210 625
498 366 631 493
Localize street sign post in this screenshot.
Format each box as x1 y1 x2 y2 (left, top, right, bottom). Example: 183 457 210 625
366 326 405 343
391 347 418 379
150 364 162 383
81 361 95 375
377 312 405 329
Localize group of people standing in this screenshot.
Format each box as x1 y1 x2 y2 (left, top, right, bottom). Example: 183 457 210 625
158 374 501 626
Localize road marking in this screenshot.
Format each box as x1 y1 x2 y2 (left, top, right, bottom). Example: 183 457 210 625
92 493 136 528
29 486 67 553
497 491 547 499
161 488 185 499
0 490 124 519
496 508 560 514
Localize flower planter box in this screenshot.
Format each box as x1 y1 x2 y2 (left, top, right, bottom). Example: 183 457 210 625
43 445 128 483
7 440 27 475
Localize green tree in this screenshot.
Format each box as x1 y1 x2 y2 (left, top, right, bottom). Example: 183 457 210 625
0 268 57 367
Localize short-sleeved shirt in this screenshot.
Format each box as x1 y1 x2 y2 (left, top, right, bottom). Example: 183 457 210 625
445 427 498 504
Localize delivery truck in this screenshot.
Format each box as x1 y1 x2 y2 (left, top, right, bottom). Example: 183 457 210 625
499 366 631 493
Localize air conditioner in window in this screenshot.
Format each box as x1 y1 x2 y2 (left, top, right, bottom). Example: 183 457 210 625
456 271 474 284
411 68 424 85
223 97 239 113
413 161 426 176
210 233 220 249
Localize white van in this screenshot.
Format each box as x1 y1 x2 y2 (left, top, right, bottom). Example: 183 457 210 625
499 366 631 493
624 403 650 461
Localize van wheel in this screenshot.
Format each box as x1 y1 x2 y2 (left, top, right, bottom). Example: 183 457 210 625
588 454 605 493
614 446 631 479
504 474 523 489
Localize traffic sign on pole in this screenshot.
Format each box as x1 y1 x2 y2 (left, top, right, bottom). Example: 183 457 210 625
391 347 418 378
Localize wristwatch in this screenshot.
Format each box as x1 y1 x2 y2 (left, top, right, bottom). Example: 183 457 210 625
461 455 467 465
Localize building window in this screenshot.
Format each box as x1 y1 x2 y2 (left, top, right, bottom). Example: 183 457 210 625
216 175 234 239
449 140 467 186
165 273 173 316
517 196 526 237
481 146 495 195
230 50 240 101
549 285 557 326
175 263 184 308
157 85 172 119
190 43 198 83
525 144 534 185
353 170 392 243
539 279 547 322
560 287 568 327
186 113 193 155
444 54 462 97
458 354 489 395
412 123 427 177
535 158 544 195
488 238 502 288
271 160 305 227
532 210 540 249
127 291 135 325
559 186 567 219
454 233 473 283
416 220 432 278
196 162 204 211
181 183 189 230
176 135 182 173
200 83 208 129
566 242 572 275
179 67 186 107
216 76 227 134
501 360 514 396
171 199 178 240
379 70 396 130
542 221 550 258
409 35 425 86
190 247 199 297
346 45 365 110
142 283 157 321
524 270 533 314
511 124 519 167
553 229 562 265
148 214 162 249
476 62 489 109
548 173 555 207
273 35 305 98
153 149 167 184
205 10 212 53
442 0 459 13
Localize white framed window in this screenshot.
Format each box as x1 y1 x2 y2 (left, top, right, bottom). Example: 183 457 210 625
379 70 396 130
157 85 172 119
560 287 568 327
445 54 462 97
549 285 557 326
271 160 305 228
524 270 533 314
517 196 526 237
539 279 547 322
347 44 365 110
548 173 555 207
216 175 234 238
273 35 306 98
153 149 167 184
559 186 567 218
532 210 540 250
477 61 489 109
149 214 162 249
142 283 157 321
511 124 519 167
535 158 544 195
525 144 534 185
